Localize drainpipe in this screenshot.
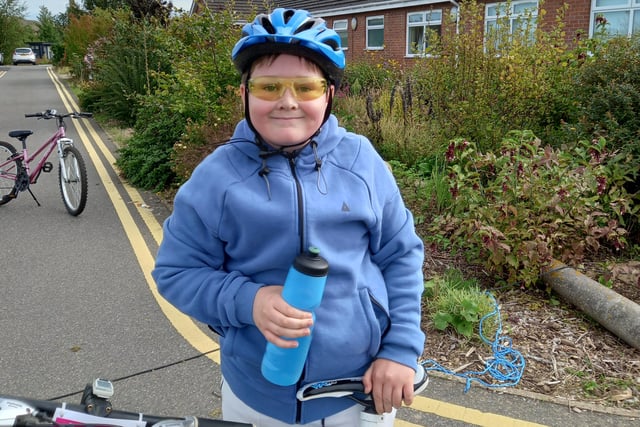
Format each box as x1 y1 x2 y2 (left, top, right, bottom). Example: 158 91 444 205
541 259 640 351
449 0 460 33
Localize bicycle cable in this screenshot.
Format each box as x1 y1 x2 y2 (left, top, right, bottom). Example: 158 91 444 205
48 349 219 401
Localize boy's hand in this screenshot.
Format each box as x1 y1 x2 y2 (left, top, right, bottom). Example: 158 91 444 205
253 285 314 348
363 358 416 414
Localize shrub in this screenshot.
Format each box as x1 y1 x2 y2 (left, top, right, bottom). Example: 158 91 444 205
116 9 242 191
390 157 451 222
79 12 171 125
573 34 640 158
432 131 637 288
335 1 578 168
342 50 401 95
116 99 184 191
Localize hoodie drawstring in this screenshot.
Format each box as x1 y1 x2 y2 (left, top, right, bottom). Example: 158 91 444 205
311 141 328 195
257 140 328 200
258 149 279 200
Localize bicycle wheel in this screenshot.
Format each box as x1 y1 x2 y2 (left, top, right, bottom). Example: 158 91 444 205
58 145 88 216
0 140 21 205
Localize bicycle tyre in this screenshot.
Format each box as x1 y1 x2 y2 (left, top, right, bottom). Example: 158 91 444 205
0 140 21 206
58 145 88 216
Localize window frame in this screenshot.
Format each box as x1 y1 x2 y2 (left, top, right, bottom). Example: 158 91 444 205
406 10 443 57
590 0 640 37
366 15 385 50
484 1 539 50
333 19 349 50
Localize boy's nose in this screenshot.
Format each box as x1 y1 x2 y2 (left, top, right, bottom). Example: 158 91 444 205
278 88 298 107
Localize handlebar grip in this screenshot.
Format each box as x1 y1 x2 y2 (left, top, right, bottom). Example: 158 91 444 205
24 113 43 118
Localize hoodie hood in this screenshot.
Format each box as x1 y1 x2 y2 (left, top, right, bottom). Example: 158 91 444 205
228 114 347 200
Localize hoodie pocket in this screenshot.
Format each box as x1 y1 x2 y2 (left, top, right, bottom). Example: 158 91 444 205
359 288 391 357
222 326 265 369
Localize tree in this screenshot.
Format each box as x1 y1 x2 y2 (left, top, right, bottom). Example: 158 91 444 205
35 6 65 63
128 0 173 25
0 0 29 62
67 0 87 19
63 7 114 69
36 7 62 43
83 0 128 11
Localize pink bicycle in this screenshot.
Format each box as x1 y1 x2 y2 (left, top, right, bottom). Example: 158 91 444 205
0 109 91 216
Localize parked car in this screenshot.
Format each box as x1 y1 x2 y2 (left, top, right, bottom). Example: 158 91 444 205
12 48 36 65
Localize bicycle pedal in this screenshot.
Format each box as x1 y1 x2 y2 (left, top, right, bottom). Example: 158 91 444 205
42 162 53 173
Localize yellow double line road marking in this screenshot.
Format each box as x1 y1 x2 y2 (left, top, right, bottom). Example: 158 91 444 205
46 67 220 363
46 67 548 427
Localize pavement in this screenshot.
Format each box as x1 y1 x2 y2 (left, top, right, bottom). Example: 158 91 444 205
398 370 639 426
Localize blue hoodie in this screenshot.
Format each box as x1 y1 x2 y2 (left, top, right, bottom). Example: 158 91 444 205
152 115 425 424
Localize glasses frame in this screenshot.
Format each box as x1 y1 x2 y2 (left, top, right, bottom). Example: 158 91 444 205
247 77 329 102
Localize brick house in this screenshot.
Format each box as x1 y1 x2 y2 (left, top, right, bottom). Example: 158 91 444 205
191 0 639 66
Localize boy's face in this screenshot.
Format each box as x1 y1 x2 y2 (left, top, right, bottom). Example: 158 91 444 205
241 54 333 151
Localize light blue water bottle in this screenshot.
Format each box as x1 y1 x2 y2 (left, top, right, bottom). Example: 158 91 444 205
261 246 329 386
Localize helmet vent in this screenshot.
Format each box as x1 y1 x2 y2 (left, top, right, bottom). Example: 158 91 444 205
283 9 296 24
323 38 340 51
260 16 277 34
294 20 316 34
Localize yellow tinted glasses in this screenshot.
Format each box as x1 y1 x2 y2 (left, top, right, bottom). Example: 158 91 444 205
247 77 328 101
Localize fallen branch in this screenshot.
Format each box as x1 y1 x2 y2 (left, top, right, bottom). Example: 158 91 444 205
542 260 640 351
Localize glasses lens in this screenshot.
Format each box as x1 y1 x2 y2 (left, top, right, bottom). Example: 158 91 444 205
248 78 327 101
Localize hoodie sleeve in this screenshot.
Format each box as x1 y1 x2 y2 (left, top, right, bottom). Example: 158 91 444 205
367 149 426 370
151 160 260 330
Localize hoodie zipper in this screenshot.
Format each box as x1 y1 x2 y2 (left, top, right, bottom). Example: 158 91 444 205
288 155 306 254
287 154 307 424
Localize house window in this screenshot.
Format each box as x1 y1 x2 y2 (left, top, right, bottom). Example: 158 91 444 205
406 11 442 56
367 16 384 50
333 20 348 49
485 1 538 49
591 0 640 37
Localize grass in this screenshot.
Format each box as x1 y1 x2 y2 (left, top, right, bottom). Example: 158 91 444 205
424 268 498 339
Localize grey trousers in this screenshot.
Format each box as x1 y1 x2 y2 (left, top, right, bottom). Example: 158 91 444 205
221 377 396 426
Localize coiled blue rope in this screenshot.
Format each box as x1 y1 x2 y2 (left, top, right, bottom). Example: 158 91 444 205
422 292 525 392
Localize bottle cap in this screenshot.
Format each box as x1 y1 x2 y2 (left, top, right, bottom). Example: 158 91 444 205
293 246 329 277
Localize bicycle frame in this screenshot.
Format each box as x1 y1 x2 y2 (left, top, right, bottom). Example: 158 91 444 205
1 109 90 215
12 127 70 185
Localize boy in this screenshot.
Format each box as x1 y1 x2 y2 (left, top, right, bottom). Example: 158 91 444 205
152 8 425 426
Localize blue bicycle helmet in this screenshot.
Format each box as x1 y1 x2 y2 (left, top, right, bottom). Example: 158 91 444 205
232 8 345 85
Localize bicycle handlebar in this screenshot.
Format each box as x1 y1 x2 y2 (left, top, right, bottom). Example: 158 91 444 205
1 367 427 427
296 364 429 412
24 109 93 119
0 383 252 427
